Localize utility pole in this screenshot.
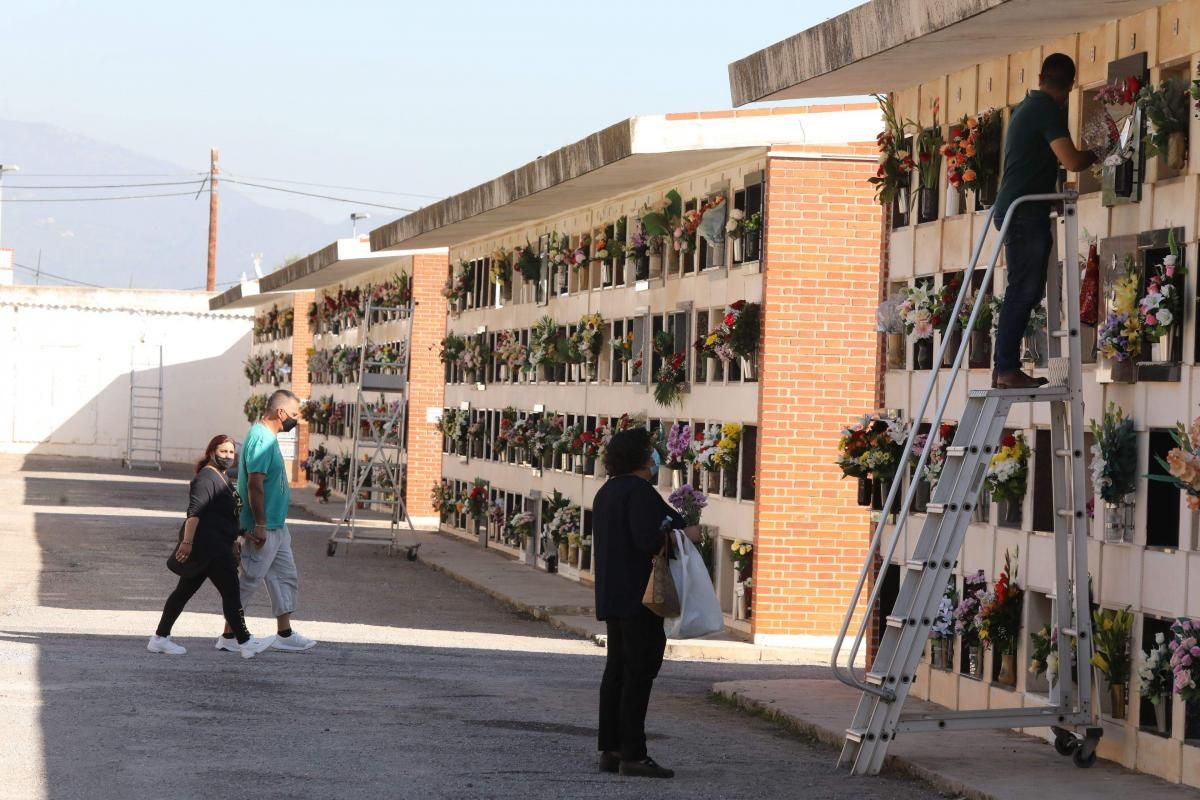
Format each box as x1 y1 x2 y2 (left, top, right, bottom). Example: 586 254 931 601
206 147 219 291
0 163 21 248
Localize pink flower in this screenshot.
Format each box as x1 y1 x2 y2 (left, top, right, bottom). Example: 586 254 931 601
1171 639 1180 651
1167 266 1176 278
1183 654 1192 667
1176 672 1192 691
1183 621 1192 631
1146 314 1158 326
1191 646 1200 658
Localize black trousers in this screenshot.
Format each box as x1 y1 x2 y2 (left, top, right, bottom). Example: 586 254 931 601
598 606 667 761
155 552 248 639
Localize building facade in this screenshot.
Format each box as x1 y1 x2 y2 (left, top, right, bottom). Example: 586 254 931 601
368 108 884 646
732 0 1200 785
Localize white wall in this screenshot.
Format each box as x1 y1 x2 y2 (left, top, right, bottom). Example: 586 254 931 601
0 286 252 464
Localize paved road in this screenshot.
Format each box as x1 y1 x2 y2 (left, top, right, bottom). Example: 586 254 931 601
0 456 942 800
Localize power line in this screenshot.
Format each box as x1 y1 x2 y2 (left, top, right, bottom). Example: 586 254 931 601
12 261 104 288
13 172 206 178
5 179 206 189
3 191 200 202
223 170 442 200
221 178 414 211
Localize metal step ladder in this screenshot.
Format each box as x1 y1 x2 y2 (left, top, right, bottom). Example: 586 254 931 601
327 300 418 558
124 344 163 471
834 191 1101 774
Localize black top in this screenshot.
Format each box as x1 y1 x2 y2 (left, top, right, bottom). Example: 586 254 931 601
592 475 686 621
186 467 241 555
994 90 1070 218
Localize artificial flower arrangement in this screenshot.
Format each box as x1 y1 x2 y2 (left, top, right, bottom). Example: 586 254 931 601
611 331 636 365
575 427 603 461
957 291 995 335
1029 624 1055 683
252 304 295 341
486 499 506 529
529 316 565 372
930 583 957 640
1099 259 1144 361
985 293 1046 338
430 480 454 518
243 351 293 387
669 484 708 526
931 275 963 335
516 241 541 282
942 108 1002 198
637 190 682 240
898 282 937 340
867 93 916 210
530 414 564 461
1136 76 1190 167
465 479 489 523
369 272 411 309
1148 415 1200 511
493 331 528 377
439 408 469 445
915 97 944 193
1088 402 1138 504
977 548 1022 655
697 300 761 364
1139 630 1174 707
725 207 745 240
1140 231 1185 344
1169 618 1200 701
441 261 473 304
729 540 753 578
439 333 466 365
455 338 490 379
556 421 585 457
674 206 701 255
985 432 1030 504
498 411 532 454
1091 607 1135 701
652 331 687 408
571 232 592 272
836 411 910 484
506 511 534 546
300 395 335 426
542 502 580 547
365 341 405 371
243 393 268 424
912 422 956 491
489 248 512 286
666 422 695 471
571 313 605 366
697 195 728 245
697 423 743 472
954 570 988 646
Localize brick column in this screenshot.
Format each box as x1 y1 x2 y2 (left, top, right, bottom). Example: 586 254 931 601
752 144 883 649
406 252 449 524
289 290 315 487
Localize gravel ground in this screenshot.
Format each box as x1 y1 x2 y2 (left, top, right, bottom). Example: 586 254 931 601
0 455 945 800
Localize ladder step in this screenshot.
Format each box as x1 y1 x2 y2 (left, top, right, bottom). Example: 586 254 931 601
865 671 887 686
905 559 927 572
1056 508 1074 518
1054 448 1073 457
1062 627 1079 637
845 727 866 743
885 614 909 629
968 387 1070 401
1050 329 1071 338
925 503 947 514
945 445 968 457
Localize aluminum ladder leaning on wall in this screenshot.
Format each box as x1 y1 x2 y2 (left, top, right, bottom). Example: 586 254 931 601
124 344 163 471
833 191 1101 774
326 299 418 559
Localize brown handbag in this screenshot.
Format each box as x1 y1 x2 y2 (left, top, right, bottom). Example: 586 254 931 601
642 533 681 618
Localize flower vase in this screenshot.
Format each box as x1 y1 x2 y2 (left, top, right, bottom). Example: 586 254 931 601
1103 500 1134 543
1149 336 1175 363
732 237 743 263
586 361 598 382
744 233 760 262
558 542 569 563
965 643 982 677
914 337 934 370
941 328 962 367
970 329 992 366
886 333 906 369
974 173 998 210
672 470 684 491
930 638 948 669
1168 131 1187 171
1109 357 1137 384
710 241 726 268
568 543 579 564
734 582 748 621
498 364 508 383
946 186 961 217
856 476 873 506
1021 332 1044 366
998 497 1022 527
1154 700 1168 734
581 545 592 571
648 252 662 278
997 651 1017 686
1109 683 1127 720
917 186 938 223
895 186 911 219
912 479 930 513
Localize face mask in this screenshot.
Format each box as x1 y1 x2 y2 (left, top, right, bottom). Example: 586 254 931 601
280 413 299 433
214 455 234 471
649 449 661 483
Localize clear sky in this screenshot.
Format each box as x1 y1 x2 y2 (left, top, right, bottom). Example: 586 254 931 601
0 0 867 224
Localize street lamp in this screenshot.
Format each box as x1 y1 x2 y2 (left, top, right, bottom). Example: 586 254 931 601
350 211 370 238
0 164 20 249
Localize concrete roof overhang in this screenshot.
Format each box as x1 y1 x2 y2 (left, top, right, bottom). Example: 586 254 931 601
207 280 294 312
727 0 1165 104
255 238 442 293
366 111 878 251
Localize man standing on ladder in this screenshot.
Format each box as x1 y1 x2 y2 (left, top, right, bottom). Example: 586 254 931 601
218 389 318 653
992 53 1098 389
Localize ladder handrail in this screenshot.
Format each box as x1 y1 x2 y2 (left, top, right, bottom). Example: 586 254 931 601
830 191 1079 696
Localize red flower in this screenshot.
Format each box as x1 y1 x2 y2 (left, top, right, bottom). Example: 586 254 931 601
724 314 736 326
729 300 746 311
1000 433 1016 448
919 151 931 163
939 423 955 440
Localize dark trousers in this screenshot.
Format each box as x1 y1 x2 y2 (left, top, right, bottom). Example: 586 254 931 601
598 606 667 761
155 552 249 640
994 208 1053 372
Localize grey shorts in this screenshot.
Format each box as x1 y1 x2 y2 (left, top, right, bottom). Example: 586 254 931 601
239 525 299 618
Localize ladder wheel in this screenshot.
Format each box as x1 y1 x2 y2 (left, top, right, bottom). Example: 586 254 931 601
406 546 419 562
1072 745 1097 768
1054 733 1078 756
327 541 337 557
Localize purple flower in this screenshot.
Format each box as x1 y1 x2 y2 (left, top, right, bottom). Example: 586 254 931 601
669 483 708 525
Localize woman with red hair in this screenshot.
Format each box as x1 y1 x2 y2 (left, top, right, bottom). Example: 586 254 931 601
148 435 274 658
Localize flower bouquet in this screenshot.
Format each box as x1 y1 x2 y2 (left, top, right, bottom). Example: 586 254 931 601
729 540 753 580
573 313 605 370
943 108 1002 206
543 503 580 551
1140 630 1173 730
985 432 1029 513
696 423 742 473
530 414 564 463
430 480 454 519
516 241 541 282
666 422 694 471
455 339 489 381
669 483 708 526
652 331 687 407
868 93 916 214
490 248 512 286
1136 76 1190 169
978 549 1022 678
1169 618 1200 702
1148 416 1200 511
530 316 564 374
914 97 944 222
243 393 268 424
954 570 987 658
466 480 489 524
913 422 956 492
899 282 937 368
1092 607 1135 718
1140 234 1185 360
494 331 528 379
439 333 466 365
1086 76 1142 169
1030 624 1055 683
1089 402 1137 541
929 583 958 668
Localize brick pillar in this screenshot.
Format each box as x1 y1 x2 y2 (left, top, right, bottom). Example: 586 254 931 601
289 290 315 487
751 144 883 649
406 252 449 524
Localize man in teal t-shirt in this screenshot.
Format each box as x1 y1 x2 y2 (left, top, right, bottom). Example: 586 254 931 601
991 53 1097 389
219 389 318 653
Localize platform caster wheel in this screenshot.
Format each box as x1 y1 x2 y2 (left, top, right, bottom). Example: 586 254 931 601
1072 745 1097 768
1054 733 1078 757
405 546 419 562
327 541 337 557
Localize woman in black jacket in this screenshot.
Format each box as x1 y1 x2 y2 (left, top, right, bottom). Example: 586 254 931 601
148 435 274 659
591 428 701 779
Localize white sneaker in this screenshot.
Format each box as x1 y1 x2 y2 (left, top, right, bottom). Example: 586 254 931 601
271 631 317 651
214 635 240 653
147 635 186 655
239 635 276 660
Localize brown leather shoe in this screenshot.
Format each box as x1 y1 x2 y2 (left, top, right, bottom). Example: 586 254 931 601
599 751 620 774
991 369 1049 389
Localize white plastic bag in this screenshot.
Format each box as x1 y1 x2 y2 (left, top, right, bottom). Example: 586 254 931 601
664 530 724 639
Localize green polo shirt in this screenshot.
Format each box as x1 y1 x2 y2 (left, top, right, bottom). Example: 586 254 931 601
238 422 290 530
994 90 1071 219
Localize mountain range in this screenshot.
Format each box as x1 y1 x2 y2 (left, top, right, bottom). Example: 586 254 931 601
0 119 374 290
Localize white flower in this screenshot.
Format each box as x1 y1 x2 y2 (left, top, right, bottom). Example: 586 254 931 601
1157 308 1174 327
1164 255 1177 267
914 308 931 323
1157 632 1166 645
728 208 744 221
